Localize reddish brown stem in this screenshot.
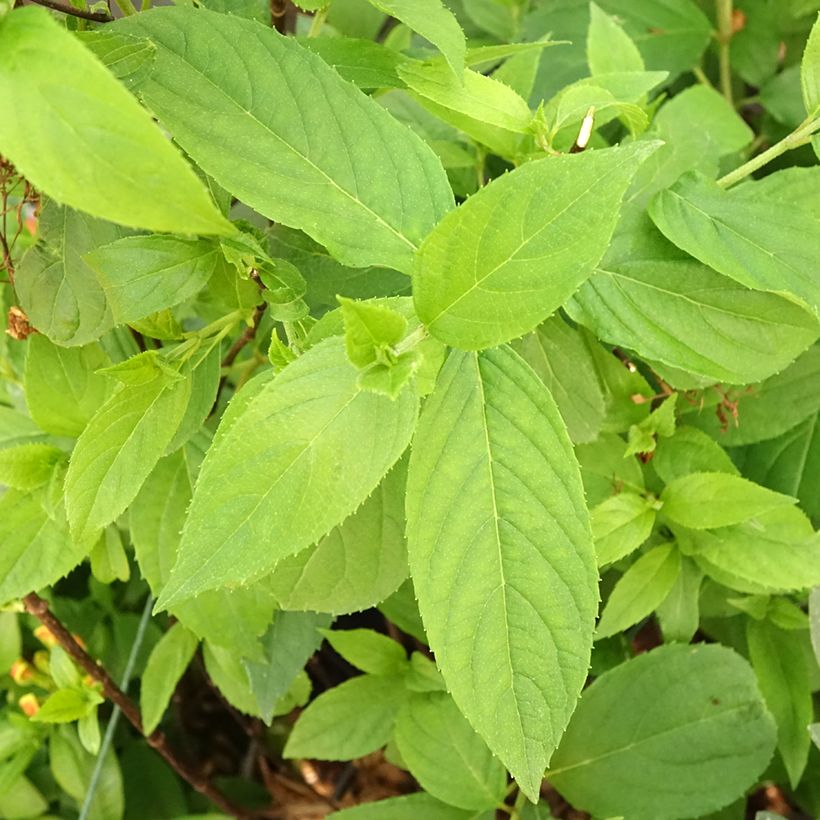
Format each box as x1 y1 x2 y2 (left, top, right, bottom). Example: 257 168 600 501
22 593 255 819
24 0 113 21
222 303 267 369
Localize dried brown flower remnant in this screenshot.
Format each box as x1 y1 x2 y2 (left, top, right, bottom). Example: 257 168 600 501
6 306 36 340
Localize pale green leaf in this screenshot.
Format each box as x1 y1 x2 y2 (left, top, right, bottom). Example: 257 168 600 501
140 623 199 735
86 235 221 324
587 2 644 74
576 433 645 507
321 629 407 676
0 490 88 606
652 426 739 485
74 30 156 92
567 257 820 384
0 776 47 820
597 544 680 638
810 587 820 666
330 793 490 819
394 692 507 810
31 689 102 725
367 0 466 75
649 172 820 315
244 612 330 723
802 13 820 115
549 644 776 819
512 316 606 444
378 580 427 643
747 619 813 787
462 0 526 41
0 444 64 491
406 346 598 800
118 7 453 273
298 37 407 89
592 493 656 567
338 297 407 368
89 526 130 584
661 472 796 530
202 643 260 717
414 142 659 350
158 338 418 608
65 360 192 545
24 335 111 437
656 555 702 643
15 202 131 347
0 7 230 235
270 460 409 615
284 674 407 760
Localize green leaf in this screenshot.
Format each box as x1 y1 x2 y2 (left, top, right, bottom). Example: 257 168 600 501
682 508 820 592
0 490 88 606
366 0 466 75
89 526 130 584
462 0 527 41
811 587 820 666
140 623 199 735
74 30 156 92
202 643 260 717
0 444 64 490
548 644 777 819
747 619 813 787
298 37 406 89
158 338 418 609
567 256 820 385
802 13 820 115
378 580 427 643
244 612 330 723
687 347 820 446
660 472 796 530
512 316 606 444
0 776 47 820
65 358 192 545
592 493 656 567
652 426 739 485
338 297 408 369
86 236 221 324
414 142 659 350
394 692 507 810
587 2 644 74
624 393 676 457
597 544 681 638
330 793 490 820
15 202 131 347
0 7 230 236
576 432 645 507
321 629 408 676
649 172 820 315
24 335 111 437
406 346 598 800
270 459 409 615
118 7 453 274
656 555 702 643
284 674 408 760
31 688 102 724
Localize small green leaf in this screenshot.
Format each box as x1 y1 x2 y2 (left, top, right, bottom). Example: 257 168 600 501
0 7 230 235
329 792 487 819
597 544 681 638
747 619 813 787
202 643 260 717
394 692 507 810
31 688 102 724
591 493 655 567
661 472 796 530
548 644 777 819
652 426 738 485
414 142 659 350
65 358 192 545
86 236 221 324
587 3 644 75
77 709 100 756
320 629 408 676
284 674 407 760
50 647 80 690
656 555 702 643
801 13 820 116
140 623 199 735
89 526 130 584
625 394 676 457
158 338 418 608
338 297 408 369
0 444 64 491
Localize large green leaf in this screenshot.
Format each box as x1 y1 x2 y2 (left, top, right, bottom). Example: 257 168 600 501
414 142 658 350
548 644 777 819
649 172 820 315
394 692 507 810
567 256 820 384
270 460 408 614
118 7 453 273
65 356 192 545
86 235 221 324
0 7 230 235
15 203 130 347
330 793 489 819
157 338 418 609
406 346 598 799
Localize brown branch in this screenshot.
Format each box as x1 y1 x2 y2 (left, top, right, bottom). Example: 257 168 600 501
222 303 267 369
24 0 113 21
23 593 255 819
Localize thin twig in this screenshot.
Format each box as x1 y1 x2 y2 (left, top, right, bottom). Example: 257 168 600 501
22 593 253 819
25 0 113 22
222 303 267 370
